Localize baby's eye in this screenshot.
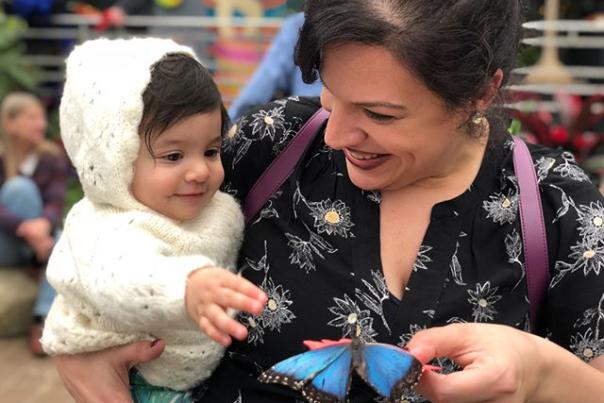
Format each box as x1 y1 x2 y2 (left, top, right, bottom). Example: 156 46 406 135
205 147 221 158
162 152 183 162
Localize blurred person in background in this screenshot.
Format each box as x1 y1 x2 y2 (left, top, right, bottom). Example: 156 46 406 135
0 92 67 355
228 11 322 121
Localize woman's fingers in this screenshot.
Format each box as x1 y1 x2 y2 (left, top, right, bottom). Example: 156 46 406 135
407 323 541 403
54 340 164 403
118 339 166 369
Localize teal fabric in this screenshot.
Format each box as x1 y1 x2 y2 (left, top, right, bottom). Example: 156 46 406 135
129 370 193 403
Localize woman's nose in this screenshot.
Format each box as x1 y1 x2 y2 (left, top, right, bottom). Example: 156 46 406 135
321 90 365 150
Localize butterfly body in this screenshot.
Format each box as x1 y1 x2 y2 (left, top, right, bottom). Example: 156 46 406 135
259 337 422 403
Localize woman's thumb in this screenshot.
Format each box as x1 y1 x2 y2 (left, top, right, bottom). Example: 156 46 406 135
122 339 165 369
406 324 469 364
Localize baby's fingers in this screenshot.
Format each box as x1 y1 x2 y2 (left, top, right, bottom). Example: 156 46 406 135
215 287 265 315
203 304 249 343
199 316 232 346
218 272 267 302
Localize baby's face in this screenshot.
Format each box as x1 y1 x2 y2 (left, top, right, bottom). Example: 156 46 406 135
131 109 224 221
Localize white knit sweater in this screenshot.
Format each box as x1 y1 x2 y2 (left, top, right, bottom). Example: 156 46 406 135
41 38 244 391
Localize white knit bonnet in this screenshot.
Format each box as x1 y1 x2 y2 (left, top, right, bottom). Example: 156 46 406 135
60 37 198 210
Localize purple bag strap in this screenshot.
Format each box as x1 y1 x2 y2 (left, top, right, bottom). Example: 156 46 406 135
512 136 550 331
243 108 330 225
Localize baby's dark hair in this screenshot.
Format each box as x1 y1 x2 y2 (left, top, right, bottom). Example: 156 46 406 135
139 52 228 154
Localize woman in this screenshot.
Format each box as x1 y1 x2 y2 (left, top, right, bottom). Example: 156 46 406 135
56 0 604 402
0 92 67 353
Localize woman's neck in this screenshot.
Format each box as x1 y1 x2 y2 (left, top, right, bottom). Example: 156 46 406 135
387 132 488 203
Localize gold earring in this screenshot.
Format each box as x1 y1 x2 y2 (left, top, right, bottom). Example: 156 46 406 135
472 111 486 126
472 112 487 126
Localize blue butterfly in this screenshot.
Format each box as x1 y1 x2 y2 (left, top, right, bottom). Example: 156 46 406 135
259 337 423 403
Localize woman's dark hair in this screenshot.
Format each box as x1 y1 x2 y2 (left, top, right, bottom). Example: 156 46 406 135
139 52 228 154
296 0 525 115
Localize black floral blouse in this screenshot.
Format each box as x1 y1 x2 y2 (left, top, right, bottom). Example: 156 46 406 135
196 97 604 403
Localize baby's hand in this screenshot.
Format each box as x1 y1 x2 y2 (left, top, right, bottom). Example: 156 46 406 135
185 267 267 346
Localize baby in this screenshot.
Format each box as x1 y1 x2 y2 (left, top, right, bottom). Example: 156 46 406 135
41 38 265 401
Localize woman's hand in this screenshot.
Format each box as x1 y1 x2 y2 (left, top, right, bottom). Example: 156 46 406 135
55 339 165 403
406 323 547 403
185 267 267 346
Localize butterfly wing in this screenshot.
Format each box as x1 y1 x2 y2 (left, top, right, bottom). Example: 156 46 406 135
355 343 423 402
259 343 353 403
302 346 352 403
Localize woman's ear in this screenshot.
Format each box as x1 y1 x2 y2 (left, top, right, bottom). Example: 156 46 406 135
476 68 504 111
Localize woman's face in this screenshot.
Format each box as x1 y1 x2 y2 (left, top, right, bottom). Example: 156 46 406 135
320 42 472 192
4 103 47 147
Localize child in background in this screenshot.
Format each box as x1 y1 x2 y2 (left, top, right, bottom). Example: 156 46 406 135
41 38 266 402
0 92 66 355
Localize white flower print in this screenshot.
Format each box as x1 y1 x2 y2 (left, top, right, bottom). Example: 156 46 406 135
252 191 283 225
552 238 604 288
577 202 604 240
505 139 514 150
554 152 590 182
535 156 556 182
412 245 433 272
285 226 337 274
271 121 303 155
467 282 503 322
482 189 519 225
570 328 604 362
571 293 604 362
375 390 425 403
364 190 382 204
240 243 295 344
223 117 254 168
505 229 525 290
304 144 334 167
221 182 238 199
260 277 296 331
308 199 355 238
327 294 377 342
450 241 465 286
240 311 266 345
398 324 427 347
446 317 468 324
356 270 392 334
250 106 286 141
550 184 578 222
244 241 270 275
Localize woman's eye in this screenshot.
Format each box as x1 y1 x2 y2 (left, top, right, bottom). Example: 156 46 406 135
205 148 221 158
163 152 183 162
364 109 395 122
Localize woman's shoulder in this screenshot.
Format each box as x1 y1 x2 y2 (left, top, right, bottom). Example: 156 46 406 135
229 96 322 142
221 97 323 201
525 142 595 189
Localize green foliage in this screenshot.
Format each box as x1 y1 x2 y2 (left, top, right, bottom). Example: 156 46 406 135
0 13 40 100
63 177 84 220
508 119 522 135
